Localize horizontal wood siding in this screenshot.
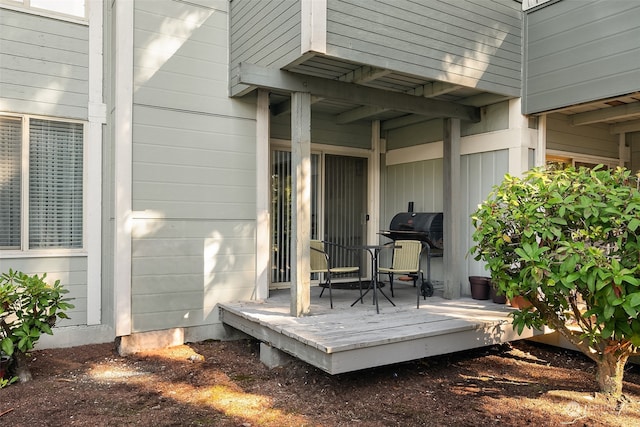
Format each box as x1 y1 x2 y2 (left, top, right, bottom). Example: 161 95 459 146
386 102 509 150
132 105 256 219
229 0 301 96
326 0 521 96
546 113 618 158
0 8 89 119
523 0 640 114
0 256 88 326
270 111 371 148
133 0 254 118
131 0 257 333
131 219 255 332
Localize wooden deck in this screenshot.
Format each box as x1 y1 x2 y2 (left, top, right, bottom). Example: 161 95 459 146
218 284 551 374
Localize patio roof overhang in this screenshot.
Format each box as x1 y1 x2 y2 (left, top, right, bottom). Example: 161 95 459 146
236 62 482 124
536 91 640 134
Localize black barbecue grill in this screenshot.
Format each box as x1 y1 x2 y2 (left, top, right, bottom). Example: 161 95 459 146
380 212 444 297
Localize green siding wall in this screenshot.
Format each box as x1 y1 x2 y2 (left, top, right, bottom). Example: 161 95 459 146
523 0 640 114
271 111 371 148
0 256 88 327
0 8 89 119
326 0 522 97
546 113 619 159
229 0 301 96
386 101 509 150
131 0 257 333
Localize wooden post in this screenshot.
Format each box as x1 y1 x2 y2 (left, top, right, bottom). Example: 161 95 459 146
443 118 461 299
290 92 312 316
256 89 270 300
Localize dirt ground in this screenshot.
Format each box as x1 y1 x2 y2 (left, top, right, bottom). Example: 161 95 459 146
1 339 639 427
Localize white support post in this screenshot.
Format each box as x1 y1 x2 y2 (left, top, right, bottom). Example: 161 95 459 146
619 133 628 167
368 120 381 247
86 0 106 325
290 92 312 317
509 98 536 175
535 114 547 168
114 0 133 336
443 118 461 300
256 90 270 300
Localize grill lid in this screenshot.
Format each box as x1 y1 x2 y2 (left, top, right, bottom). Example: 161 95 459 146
382 212 443 249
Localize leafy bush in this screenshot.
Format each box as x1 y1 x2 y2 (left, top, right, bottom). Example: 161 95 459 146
471 165 640 397
0 269 74 383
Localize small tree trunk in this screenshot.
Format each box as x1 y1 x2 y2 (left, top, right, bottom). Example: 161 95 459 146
14 351 32 383
596 351 629 397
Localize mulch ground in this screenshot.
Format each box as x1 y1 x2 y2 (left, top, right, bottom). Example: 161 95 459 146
1 339 639 426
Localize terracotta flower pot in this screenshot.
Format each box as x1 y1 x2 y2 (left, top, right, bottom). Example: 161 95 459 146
508 295 532 309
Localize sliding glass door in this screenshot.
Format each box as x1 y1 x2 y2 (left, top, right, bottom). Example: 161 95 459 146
270 150 367 287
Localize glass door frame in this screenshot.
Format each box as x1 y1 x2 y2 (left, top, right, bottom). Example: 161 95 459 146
269 138 375 289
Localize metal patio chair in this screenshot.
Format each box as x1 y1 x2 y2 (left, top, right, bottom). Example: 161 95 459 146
378 240 425 308
310 240 362 309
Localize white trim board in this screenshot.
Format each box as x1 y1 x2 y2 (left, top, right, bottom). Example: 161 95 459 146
114 0 134 337
86 0 105 326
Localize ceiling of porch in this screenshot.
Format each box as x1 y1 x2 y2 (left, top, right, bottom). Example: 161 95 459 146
264 55 640 135
263 55 509 129
542 92 640 135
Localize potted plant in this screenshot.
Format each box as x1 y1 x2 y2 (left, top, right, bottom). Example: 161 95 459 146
469 276 490 300
0 352 10 378
490 280 507 304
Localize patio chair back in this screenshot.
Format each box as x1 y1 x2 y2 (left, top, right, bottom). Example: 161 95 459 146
390 240 422 272
378 240 425 308
310 240 329 272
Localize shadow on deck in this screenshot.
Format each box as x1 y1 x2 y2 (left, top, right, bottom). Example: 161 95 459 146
218 284 551 375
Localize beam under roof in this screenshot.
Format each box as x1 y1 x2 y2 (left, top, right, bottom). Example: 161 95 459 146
570 102 640 126
237 63 481 123
610 119 640 134
337 81 462 124
273 65 390 117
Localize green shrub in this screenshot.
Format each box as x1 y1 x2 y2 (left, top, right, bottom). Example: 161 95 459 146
0 269 74 383
471 165 640 397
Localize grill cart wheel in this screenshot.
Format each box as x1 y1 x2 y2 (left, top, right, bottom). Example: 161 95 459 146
421 281 434 298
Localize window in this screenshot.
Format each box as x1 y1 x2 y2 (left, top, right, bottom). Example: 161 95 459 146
1 0 86 19
0 115 84 251
546 153 617 170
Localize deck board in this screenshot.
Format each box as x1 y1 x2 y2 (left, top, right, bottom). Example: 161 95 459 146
219 286 551 374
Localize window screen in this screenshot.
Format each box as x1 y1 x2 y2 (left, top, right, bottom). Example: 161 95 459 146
0 117 22 249
0 115 84 250
29 119 84 248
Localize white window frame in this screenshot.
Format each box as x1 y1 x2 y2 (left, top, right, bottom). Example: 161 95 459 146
546 149 620 170
0 0 88 24
0 113 87 257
